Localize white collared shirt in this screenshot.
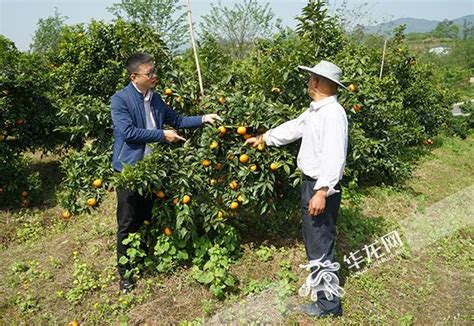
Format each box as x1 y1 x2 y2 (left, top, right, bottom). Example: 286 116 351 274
132 83 156 156
263 96 348 197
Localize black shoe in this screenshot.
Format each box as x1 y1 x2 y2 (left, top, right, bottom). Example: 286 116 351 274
293 302 342 317
119 279 134 294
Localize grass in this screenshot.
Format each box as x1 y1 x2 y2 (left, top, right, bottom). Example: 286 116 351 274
0 134 472 325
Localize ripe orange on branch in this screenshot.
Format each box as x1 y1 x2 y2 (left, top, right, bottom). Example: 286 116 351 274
164 227 173 236
229 180 239 190
182 195 191 205
270 163 279 171
237 126 247 135
164 88 173 96
239 154 249 164
202 159 212 167
156 190 166 199
348 83 357 92
92 178 103 188
230 202 239 210
210 140 219 149
87 198 97 207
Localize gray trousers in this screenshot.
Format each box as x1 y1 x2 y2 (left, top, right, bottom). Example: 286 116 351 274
301 176 342 312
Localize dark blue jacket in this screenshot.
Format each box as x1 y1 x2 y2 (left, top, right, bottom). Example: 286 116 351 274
111 83 203 171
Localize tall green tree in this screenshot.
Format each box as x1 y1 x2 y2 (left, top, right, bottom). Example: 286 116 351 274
30 7 68 54
432 19 460 39
107 0 188 53
200 0 281 58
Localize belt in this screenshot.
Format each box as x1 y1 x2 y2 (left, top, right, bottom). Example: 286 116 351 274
303 174 317 182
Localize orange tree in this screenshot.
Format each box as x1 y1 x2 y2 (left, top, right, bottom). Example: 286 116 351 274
45 20 173 215
0 35 61 207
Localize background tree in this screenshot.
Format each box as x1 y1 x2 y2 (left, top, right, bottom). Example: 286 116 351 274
107 0 187 53
30 7 67 54
462 20 473 40
432 19 460 39
199 0 281 58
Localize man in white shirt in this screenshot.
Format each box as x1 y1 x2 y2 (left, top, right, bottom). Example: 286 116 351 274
246 60 348 317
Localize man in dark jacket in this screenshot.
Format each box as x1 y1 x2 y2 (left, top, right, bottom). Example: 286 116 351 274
111 53 219 293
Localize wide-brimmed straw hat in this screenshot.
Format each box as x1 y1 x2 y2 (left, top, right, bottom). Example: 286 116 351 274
298 60 347 90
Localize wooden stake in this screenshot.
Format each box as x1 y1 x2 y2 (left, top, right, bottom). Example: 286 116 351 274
379 39 387 79
186 0 204 95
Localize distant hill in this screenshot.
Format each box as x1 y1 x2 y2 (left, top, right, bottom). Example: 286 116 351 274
364 14 474 36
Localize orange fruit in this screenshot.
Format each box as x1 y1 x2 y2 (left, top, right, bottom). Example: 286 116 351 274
62 210 71 219
270 163 279 171
210 140 219 149
229 180 239 190
257 143 265 151
215 162 222 171
87 198 97 207
202 159 212 167
182 195 191 205
348 83 357 92
164 227 173 236
237 195 244 202
217 211 224 219
271 87 281 94
237 126 247 135
239 154 249 164
164 88 173 96
210 178 217 186
243 134 252 140
21 191 28 197
144 220 150 225
172 197 178 205
230 202 239 210
218 96 226 105
92 178 102 188
68 320 79 326
249 164 258 172
218 126 227 135
156 190 166 199
352 104 362 113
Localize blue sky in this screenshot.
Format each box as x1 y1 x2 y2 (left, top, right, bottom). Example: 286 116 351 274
1 0 473 51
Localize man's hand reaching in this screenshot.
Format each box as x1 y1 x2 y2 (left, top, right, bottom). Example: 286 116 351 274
202 114 222 124
244 134 264 148
163 129 186 143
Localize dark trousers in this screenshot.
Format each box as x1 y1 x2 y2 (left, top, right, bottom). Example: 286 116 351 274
301 176 342 312
116 187 154 279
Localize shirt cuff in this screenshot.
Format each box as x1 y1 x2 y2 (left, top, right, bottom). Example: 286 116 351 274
263 131 272 145
313 182 340 197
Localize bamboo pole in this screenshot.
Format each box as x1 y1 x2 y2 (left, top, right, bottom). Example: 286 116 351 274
379 39 388 79
185 0 204 95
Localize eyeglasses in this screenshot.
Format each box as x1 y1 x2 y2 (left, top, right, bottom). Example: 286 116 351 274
133 68 157 79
